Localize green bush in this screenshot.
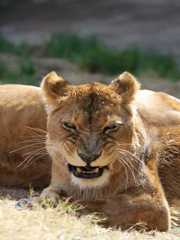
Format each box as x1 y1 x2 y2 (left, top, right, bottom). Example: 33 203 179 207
20 58 36 76
0 33 180 82
0 35 30 56
0 58 37 85
46 33 180 81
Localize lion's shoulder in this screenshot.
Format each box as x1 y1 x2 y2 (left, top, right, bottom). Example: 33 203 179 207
0 84 41 104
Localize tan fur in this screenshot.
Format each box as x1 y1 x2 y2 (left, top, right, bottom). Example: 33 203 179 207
0 72 180 231
0 85 51 187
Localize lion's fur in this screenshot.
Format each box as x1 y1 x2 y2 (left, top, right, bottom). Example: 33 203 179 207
0 85 51 187
0 72 180 231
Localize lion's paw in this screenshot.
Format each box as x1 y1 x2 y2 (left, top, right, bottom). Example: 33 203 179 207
171 207 180 227
39 187 60 208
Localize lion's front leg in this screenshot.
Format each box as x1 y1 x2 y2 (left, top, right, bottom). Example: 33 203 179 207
40 162 69 207
40 186 61 207
103 158 170 231
102 189 170 231
82 154 170 231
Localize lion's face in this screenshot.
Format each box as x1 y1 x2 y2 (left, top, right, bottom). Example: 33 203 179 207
41 72 141 189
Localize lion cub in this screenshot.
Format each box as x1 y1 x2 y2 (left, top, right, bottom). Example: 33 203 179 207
40 71 180 231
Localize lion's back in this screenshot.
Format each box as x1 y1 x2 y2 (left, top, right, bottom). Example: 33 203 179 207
0 84 46 144
135 89 180 127
0 84 50 187
135 90 180 202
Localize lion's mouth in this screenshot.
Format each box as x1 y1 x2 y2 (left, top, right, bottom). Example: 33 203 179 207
68 164 108 179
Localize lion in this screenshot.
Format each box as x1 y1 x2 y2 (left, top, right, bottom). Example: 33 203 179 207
0 71 180 231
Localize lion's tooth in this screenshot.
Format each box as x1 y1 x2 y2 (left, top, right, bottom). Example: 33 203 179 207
77 168 82 173
88 168 98 173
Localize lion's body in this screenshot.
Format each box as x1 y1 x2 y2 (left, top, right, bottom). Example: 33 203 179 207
135 90 180 126
0 85 50 187
0 72 180 231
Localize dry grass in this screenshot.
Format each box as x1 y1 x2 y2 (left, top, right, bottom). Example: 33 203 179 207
0 188 180 240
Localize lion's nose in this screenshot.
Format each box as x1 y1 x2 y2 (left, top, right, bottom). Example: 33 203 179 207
78 151 101 163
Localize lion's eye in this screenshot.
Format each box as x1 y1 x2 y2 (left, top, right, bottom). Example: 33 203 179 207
62 122 77 132
103 123 123 134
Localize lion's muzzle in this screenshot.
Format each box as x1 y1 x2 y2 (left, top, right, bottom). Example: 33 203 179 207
68 164 108 179
77 151 102 164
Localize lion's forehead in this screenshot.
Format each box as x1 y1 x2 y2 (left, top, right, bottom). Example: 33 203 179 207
57 92 127 129
80 92 115 113
52 86 130 129
69 83 120 106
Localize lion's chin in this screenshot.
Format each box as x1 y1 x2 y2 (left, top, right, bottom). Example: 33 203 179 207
69 164 110 189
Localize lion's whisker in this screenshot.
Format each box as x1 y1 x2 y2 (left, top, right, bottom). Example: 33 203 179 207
10 142 45 153
120 154 138 186
118 157 129 190
25 126 47 134
17 148 48 169
23 147 47 157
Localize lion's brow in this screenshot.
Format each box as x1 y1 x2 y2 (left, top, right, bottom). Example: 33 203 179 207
82 92 102 124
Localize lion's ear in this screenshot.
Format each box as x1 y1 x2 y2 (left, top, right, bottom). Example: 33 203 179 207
110 72 140 103
40 71 69 111
41 71 69 99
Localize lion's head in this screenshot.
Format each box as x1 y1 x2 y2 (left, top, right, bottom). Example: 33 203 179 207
41 72 145 191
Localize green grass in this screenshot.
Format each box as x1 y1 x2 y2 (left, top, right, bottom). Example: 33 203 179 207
0 35 31 56
46 33 180 81
0 58 37 85
0 35 37 85
0 33 180 84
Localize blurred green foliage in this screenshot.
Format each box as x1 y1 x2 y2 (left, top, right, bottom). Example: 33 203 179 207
0 35 37 84
46 33 180 81
0 59 37 85
0 33 180 85
0 35 31 56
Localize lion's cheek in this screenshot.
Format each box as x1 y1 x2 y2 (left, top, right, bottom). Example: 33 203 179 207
91 153 113 167
62 151 87 167
46 141 86 167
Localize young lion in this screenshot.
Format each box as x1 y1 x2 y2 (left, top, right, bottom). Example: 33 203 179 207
0 72 180 231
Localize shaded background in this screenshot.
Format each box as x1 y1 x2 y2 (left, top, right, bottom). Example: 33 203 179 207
0 0 180 97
